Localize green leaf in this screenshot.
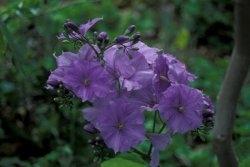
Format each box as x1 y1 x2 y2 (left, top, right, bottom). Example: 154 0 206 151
118 152 147 165
101 157 146 167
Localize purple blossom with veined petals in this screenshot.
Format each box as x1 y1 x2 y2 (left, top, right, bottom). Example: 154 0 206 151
56 52 79 67
47 52 79 87
92 98 145 153
62 60 113 102
164 53 196 84
130 77 158 109
79 18 103 36
78 44 98 61
104 45 151 91
47 45 98 87
134 41 160 65
153 53 171 95
47 68 65 86
158 84 204 134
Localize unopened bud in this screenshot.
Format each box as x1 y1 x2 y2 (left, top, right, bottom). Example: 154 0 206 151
83 123 97 134
132 32 141 44
124 25 136 35
97 31 108 41
64 21 79 33
115 35 129 44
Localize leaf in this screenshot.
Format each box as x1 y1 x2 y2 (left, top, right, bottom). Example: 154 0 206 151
101 157 146 167
117 152 147 165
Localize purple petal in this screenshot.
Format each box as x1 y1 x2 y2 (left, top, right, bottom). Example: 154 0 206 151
56 52 79 67
134 41 159 64
150 148 160 167
147 133 171 151
79 18 103 35
158 84 204 134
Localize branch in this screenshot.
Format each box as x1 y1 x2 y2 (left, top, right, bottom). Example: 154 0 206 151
213 0 250 167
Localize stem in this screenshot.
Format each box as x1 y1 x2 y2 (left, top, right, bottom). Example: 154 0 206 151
81 36 99 57
147 110 157 156
157 110 164 125
152 110 157 133
158 123 166 133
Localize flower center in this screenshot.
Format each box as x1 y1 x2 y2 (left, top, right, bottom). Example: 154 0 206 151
117 123 124 130
160 75 169 82
83 79 91 87
177 106 184 112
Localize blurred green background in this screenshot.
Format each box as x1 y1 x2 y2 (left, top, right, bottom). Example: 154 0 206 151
0 0 250 166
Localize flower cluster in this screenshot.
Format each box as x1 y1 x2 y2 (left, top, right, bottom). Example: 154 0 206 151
47 18 214 167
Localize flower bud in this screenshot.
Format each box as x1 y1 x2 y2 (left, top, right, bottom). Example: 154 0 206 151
64 21 79 33
83 123 97 134
115 35 130 44
124 25 136 35
131 32 141 44
97 31 108 41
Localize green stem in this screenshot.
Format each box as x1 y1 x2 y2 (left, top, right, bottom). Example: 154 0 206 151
152 110 157 133
81 36 99 56
147 110 157 155
157 110 164 125
158 123 166 133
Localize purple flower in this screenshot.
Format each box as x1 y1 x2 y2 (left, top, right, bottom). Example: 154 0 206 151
164 54 196 85
47 45 98 87
158 84 204 134
79 18 103 36
104 46 151 91
92 98 145 153
133 41 195 85
148 133 171 167
47 52 79 87
61 60 113 101
153 54 171 95
78 44 98 61
130 78 158 109
47 68 65 86
134 41 160 65
56 52 79 67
